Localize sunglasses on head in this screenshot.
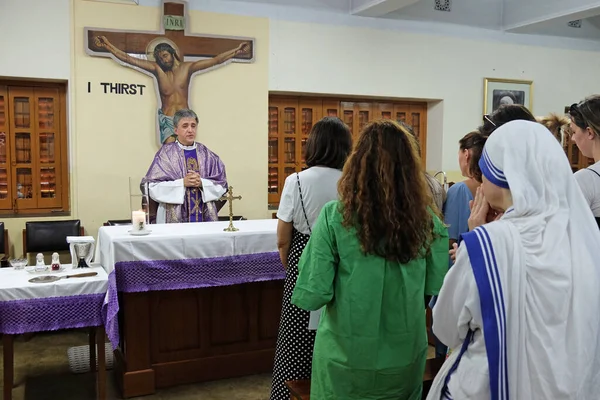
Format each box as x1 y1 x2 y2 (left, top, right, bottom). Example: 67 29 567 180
483 114 497 127
569 103 588 129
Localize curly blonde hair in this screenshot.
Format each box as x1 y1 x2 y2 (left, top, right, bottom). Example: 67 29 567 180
536 113 569 143
338 120 436 263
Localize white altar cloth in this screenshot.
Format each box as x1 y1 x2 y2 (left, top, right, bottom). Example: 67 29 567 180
94 219 278 273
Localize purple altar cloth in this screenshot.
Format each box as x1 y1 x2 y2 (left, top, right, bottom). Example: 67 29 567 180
0 293 104 335
103 251 285 347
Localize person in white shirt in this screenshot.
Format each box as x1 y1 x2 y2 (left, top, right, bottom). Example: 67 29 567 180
569 96 600 225
270 117 352 400
428 121 600 400
141 109 227 224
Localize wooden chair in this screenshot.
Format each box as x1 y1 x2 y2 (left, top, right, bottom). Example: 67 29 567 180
23 220 84 258
285 357 444 400
0 222 10 267
286 380 310 400
103 219 132 226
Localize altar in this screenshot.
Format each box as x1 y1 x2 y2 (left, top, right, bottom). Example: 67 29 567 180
95 220 284 398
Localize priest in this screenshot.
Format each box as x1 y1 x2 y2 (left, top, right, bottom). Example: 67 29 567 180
142 109 227 223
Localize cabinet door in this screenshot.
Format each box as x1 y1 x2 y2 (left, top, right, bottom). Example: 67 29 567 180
35 87 62 209
0 86 12 210
340 102 355 137
298 99 322 166
8 87 37 210
280 99 299 192
268 102 280 204
355 102 373 136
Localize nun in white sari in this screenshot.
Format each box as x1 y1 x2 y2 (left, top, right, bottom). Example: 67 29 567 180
427 120 600 400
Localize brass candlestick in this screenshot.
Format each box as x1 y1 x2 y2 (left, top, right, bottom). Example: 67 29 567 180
219 186 242 232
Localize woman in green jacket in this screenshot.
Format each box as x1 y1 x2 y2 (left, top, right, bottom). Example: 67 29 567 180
292 120 448 400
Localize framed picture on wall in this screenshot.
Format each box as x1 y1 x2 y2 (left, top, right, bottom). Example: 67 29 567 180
483 78 533 115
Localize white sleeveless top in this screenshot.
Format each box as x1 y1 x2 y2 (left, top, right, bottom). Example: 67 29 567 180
276 167 342 235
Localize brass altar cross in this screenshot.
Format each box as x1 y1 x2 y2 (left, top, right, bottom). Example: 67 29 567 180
219 186 242 232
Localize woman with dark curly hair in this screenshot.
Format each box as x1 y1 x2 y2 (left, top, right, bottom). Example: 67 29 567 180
291 120 449 400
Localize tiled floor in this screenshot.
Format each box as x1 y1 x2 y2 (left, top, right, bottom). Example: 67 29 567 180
0 330 272 400
0 330 436 400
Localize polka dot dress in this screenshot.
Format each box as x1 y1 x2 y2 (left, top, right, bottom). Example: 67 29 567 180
269 229 315 400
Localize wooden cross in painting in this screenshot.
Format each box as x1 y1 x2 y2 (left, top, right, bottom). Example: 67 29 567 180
85 0 254 145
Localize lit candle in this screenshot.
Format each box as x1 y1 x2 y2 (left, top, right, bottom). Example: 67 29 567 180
132 210 146 232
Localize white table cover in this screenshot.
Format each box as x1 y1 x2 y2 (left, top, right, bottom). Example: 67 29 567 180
0 264 108 335
0 264 108 301
94 219 278 273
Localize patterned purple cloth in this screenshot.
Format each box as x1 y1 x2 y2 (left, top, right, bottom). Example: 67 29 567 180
141 141 227 222
103 252 285 347
0 293 104 334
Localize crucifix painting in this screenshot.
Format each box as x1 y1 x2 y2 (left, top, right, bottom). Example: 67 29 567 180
85 0 254 145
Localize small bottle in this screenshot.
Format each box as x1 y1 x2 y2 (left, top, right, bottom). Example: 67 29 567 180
51 252 60 271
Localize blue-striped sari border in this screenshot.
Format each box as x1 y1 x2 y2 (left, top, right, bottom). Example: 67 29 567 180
479 148 509 189
461 226 509 400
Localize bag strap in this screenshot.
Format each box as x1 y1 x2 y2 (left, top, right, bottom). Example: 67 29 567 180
296 173 312 234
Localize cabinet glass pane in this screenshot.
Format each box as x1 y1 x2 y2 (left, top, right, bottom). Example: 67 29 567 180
284 108 296 135
358 111 369 132
396 112 406 124
412 113 420 139
40 132 55 163
16 133 31 164
17 168 33 199
268 167 278 194
269 107 278 136
284 138 295 163
325 108 338 117
343 110 353 129
0 131 6 164
381 111 391 119
38 97 55 130
40 167 56 198
571 144 579 164
284 167 295 180
301 138 307 163
302 108 313 135
14 97 31 129
268 138 278 163
0 168 7 199
0 93 5 127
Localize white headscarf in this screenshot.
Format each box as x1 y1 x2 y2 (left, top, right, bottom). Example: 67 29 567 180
474 120 600 399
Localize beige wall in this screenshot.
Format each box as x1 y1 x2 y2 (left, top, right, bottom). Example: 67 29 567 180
0 0 269 258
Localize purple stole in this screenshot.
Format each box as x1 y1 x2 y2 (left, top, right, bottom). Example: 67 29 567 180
184 149 203 222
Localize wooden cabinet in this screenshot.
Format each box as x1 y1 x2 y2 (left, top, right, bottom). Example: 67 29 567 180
268 96 428 207
0 83 68 215
268 98 321 205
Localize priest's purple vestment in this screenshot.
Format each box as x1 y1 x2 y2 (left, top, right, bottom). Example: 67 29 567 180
142 141 227 223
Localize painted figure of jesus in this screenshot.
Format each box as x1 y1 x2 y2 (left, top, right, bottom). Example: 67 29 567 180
93 35 250 144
